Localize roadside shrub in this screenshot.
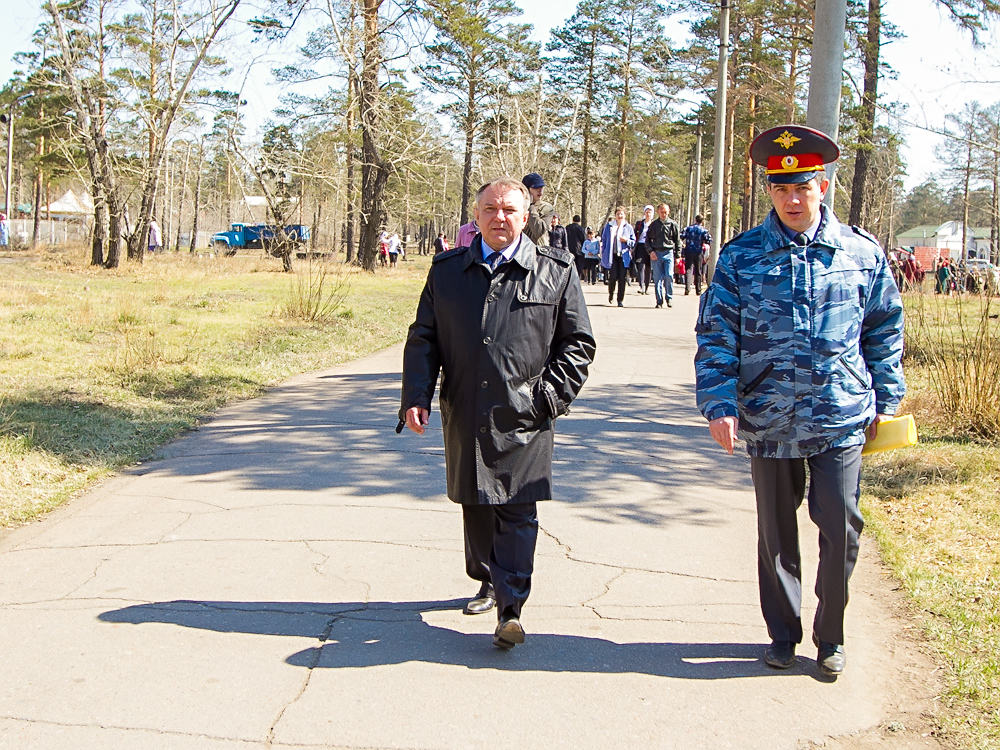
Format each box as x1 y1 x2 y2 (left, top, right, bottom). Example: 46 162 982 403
905 291 1000 439
283 255 351 323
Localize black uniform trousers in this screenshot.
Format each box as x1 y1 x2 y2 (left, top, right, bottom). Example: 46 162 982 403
463 503 539 620
749 444 864 646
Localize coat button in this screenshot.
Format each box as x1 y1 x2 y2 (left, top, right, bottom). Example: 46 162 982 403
481 381 488 388
519 293 526 301
483 337 491 344
479 426 487 433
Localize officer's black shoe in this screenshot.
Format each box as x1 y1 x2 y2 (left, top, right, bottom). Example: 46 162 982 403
493 617 525 650
763 640 796 669
813 634 846 676
666 298 672 307
463 585 496 615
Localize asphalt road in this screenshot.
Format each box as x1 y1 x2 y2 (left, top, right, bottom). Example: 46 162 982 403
0 279 943 749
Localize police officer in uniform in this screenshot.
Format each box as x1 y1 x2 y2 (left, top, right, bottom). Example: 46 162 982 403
694 125 906 677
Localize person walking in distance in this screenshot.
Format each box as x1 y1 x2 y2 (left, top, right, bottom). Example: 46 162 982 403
601 206 635 308
548 214 568 251
647 203 680 309
695 125 905 677
522 173 554 246
581 227 601 284
566 214 587 278
632 205 655 295
681 214 711 295
148 218 163 254
399 176 596 650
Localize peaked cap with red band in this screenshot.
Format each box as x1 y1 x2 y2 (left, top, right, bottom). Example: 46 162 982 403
750 125 840 184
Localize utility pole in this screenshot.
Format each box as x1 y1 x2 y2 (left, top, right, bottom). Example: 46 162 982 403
693 121 703 218
707 0 730 284
806 0 847 208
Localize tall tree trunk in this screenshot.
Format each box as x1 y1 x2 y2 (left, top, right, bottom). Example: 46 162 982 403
189 141 204 252
357 0 389 272
580 31 596 227
174 143 190 251
460 82 476 226
742 95 756 233
849 0 881 227
31 105 44 248
91 181 106 267
346 68 357 264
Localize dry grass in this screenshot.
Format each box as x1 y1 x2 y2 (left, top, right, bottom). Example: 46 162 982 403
861 290 1000 748
0 245 428 527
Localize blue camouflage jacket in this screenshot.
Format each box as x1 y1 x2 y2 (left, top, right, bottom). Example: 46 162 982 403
694 207 905 458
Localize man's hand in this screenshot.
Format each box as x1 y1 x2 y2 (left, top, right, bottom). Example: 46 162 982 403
709 416 738 455
867 413 892 441
405 406 430 435
649 251 657 261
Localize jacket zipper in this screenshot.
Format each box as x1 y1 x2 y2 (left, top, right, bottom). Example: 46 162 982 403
840 354 870 387
741 362 775 396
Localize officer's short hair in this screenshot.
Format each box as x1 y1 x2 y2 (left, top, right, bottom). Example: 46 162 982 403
476 177 530 212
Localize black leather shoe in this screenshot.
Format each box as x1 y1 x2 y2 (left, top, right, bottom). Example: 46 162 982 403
763 640 796 669
493 617 525 650
666 299 672 308
813 634 846 676
463 586 496 615
617 301 624 307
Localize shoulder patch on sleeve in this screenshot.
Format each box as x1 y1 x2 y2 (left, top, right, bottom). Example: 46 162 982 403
537 245 572 265
849 225 880 246
432 247 466 263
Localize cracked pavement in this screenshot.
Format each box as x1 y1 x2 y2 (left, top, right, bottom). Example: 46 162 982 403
0 283 943 749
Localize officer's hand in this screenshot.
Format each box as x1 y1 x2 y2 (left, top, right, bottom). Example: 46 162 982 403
709 416 738 455
867 413 891 441
406 407 430 435
649 251 657 261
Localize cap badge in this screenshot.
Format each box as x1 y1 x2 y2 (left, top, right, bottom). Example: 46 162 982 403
782 155 799 169
774 130 801 150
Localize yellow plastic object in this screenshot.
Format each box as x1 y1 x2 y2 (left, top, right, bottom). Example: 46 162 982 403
861 414 918 455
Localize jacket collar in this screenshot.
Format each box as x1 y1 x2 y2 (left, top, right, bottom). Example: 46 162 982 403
760 205 845 255
461 233 537 272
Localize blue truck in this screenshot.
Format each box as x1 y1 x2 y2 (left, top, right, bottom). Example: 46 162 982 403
210 223 310 256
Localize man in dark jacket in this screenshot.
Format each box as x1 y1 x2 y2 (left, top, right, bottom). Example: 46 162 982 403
681 214 712 295
566 214 587 277
400 175 596 650
647 203 680 308
548 214 568 251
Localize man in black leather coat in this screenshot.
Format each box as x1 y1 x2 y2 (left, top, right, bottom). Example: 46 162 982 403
399 175 596 649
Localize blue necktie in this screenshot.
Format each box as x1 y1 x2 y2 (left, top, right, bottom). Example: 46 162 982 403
485 251 503 271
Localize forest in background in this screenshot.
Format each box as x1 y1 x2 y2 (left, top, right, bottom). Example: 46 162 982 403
1 0 999 272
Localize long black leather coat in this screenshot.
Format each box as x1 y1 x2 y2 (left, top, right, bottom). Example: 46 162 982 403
400 235 596 505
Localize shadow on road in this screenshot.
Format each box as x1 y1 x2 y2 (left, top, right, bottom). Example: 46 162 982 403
99 599 827 681
141 373 751 530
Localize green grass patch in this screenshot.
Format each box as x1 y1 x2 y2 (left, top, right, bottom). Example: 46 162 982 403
0 248 427 527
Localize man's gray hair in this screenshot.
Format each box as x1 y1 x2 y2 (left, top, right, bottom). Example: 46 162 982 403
475 176 531 212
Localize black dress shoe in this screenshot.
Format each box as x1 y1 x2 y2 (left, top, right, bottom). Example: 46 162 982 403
813 634 846 676
763 640 796 669
493 617 525 650
617 301 624 307
666 299 672 307
463 586 496 615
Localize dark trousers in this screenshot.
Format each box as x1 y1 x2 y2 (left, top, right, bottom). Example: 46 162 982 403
606 254 627 303
633 244 651 292
683 251 703 294
463 503 539 619
749 445 864 646
583 258 600 284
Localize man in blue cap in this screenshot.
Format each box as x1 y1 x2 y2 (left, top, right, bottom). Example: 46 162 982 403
522 173 554 246
694 125 906 677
